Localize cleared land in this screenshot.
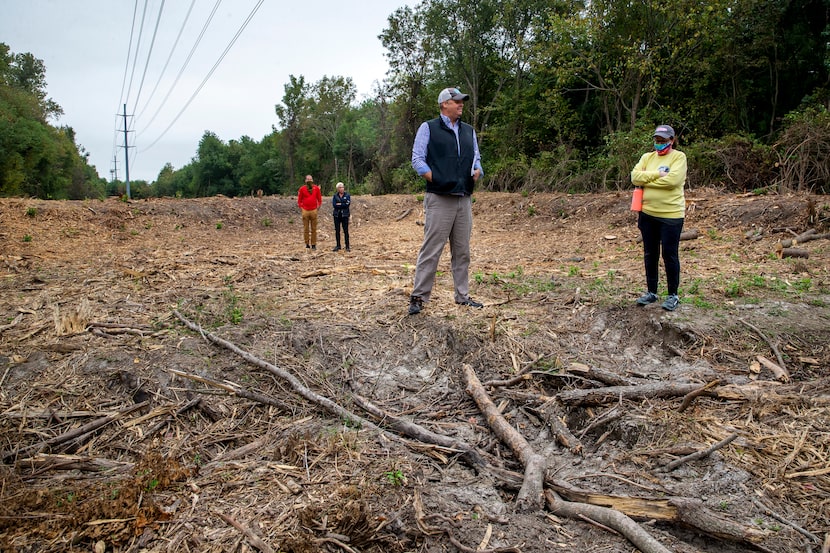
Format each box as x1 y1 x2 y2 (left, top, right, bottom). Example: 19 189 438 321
1 191 829 552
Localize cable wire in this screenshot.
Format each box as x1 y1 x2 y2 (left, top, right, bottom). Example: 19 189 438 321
137 0 223 138
135 0 197 121
111 0 141 178
129 0 166 121
142 0 264 152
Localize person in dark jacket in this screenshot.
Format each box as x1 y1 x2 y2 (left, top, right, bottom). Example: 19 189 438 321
331 181 351 252
408 87 484 315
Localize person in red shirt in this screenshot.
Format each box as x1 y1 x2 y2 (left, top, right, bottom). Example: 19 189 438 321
297 175 322 249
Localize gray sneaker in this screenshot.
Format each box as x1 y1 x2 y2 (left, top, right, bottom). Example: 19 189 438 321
662 295 680 311
636 292 658 305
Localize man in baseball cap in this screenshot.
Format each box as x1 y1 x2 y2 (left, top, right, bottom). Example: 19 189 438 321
408 86 483 315
437 87 470 104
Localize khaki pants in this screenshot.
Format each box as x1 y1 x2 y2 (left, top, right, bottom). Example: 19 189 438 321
302 209 318 246
411 193 473 303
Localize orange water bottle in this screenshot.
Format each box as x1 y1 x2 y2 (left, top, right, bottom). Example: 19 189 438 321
630 187 643 211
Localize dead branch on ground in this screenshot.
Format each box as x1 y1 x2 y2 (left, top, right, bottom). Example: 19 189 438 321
536 400 582 454
463 364 546 511
548 480 773 550
557 382 712 406
739 318 787 375
544 490 672 553
350 393 486 468
661 432 739 472
780 228 830 248
1 401 149 463
174 310 385 434
218 512 277 553
173 311 486 469
677 380 721 412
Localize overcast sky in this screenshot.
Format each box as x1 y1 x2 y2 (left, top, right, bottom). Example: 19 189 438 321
1 0 411 182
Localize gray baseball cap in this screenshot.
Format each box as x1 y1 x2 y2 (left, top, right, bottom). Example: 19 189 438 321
438 87 470 104
653 125 675 139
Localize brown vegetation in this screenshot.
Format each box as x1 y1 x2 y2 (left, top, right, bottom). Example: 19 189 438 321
1 191 829 552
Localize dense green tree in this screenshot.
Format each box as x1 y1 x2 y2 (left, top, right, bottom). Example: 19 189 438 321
193 131 233 196
274 75 310 184
0 43 101 198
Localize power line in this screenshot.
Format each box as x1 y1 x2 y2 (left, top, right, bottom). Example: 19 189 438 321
124 0 151 113
142 0 264 152
111 0 141 172
137 0 222 138
129 0 167 120
135 0 198 121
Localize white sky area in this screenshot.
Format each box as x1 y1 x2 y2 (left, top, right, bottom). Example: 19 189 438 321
1 0 411 182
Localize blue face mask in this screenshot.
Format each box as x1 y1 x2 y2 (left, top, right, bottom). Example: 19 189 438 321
654 142 671 152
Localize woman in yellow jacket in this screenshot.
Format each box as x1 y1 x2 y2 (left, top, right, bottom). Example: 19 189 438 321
630 125 687 311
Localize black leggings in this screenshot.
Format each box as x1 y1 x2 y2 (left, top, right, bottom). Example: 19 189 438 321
638 212 684 296
335 217 349 248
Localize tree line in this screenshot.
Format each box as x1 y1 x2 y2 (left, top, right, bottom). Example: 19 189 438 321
2 0 829 200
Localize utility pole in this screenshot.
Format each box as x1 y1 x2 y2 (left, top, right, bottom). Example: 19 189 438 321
122 103 132 200
111 156 118 185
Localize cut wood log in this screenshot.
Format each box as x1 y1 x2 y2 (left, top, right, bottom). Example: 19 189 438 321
756 355 790 382
680 228 699 241
776 245 809 259
635 228 698 243
547 480 772 550
779 228 830 247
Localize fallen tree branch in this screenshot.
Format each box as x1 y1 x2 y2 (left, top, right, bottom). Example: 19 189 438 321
548 480 771 550
566 363 636 387
351 393 486 468
463 364 546 511
217 512 276 553
168 369 294 412
544 490 672 553
750 496 820 544
677 380 721 412
662 432 739 472
739 318 787 375
756 355 789 382
174 310 382 432
1 401 149 463
779 228 830 248
536 400 582 454
557 382 710 406
143 397 202 441
174 311 486 469
394 208 413 221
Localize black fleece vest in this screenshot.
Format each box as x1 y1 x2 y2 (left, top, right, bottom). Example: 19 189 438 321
425 117 476 196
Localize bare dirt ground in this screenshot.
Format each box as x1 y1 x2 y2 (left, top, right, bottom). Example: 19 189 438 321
1 190 829 553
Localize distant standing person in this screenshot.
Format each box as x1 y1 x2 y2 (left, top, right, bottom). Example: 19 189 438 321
408 87 484 315
331 182 351 252
297 174 322 250
630 125 687 311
